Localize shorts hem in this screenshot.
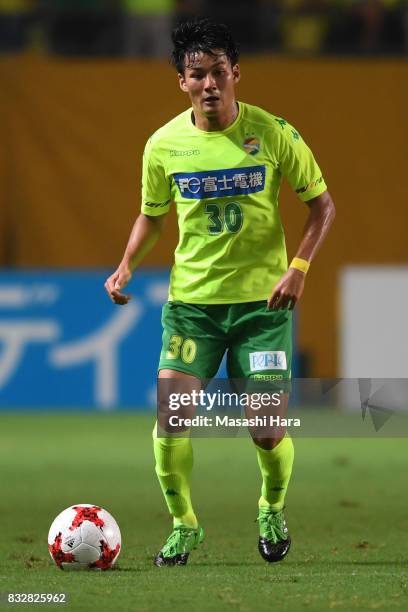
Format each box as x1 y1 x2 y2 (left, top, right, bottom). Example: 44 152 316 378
158 365 203 378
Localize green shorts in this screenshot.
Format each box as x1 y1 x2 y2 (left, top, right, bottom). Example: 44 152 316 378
158 301 292 379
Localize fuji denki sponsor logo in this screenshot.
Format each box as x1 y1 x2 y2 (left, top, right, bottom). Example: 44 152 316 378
249 351 287 372
173 166 266 199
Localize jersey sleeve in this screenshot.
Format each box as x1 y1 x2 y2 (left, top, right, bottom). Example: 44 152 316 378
141 135 171 216
277 120 327 202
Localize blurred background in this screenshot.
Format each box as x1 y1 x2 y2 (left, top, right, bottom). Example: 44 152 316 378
0 0 407 409
1 1 407 57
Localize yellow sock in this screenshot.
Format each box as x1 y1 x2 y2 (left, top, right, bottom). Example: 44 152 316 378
255 435 294 511
152 422 198 528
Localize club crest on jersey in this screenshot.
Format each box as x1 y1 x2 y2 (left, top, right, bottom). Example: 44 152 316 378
173 165 266 199
243 136 260 155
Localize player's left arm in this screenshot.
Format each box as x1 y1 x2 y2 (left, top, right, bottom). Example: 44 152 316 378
268 190 335 310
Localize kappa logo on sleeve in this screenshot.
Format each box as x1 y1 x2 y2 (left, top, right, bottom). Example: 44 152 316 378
296 176 324 195
173 165 266 199
249 351 287 372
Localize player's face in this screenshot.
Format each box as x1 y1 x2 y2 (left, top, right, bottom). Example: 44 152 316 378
178 51 240 118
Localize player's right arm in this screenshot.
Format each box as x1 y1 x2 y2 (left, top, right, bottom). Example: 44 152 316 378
105 213 167 305
105 132 171 305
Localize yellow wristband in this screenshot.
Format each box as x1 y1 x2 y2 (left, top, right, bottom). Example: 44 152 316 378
290 257 310 274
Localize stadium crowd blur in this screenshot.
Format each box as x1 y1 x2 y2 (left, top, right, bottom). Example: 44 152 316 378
0 0 406 56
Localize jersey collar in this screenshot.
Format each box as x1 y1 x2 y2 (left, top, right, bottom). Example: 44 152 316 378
187 101 243 136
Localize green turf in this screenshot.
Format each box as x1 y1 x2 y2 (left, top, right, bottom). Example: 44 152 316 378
0 413 407 611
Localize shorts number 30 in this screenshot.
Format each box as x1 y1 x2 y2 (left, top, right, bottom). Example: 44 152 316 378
166 335 197 364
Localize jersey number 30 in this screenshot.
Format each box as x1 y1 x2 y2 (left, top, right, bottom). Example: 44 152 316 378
205 202 243 235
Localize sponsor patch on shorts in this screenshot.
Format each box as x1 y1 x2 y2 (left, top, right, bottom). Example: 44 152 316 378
249 351 287 371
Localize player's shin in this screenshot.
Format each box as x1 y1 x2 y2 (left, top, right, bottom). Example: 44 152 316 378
255 435 294 510
152 422 198 528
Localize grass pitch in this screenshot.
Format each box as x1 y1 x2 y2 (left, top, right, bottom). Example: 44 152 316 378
0 413 407 611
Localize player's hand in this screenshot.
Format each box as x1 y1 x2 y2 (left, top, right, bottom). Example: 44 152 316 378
104 266 132 305
267 268 305 310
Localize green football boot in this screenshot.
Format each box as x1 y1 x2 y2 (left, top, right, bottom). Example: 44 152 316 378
257 507 291 563
154 524 205 566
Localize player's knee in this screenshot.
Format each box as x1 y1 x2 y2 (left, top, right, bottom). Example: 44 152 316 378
253 436 284 450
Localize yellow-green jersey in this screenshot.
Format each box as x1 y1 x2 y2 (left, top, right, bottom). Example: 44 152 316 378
141 101 327 304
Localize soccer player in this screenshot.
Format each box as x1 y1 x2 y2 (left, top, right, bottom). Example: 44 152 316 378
105 18 335 566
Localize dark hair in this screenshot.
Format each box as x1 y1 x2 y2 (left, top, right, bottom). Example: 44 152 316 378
171 18 239 74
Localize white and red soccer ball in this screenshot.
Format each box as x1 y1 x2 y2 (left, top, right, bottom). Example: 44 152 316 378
48 504 121 570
